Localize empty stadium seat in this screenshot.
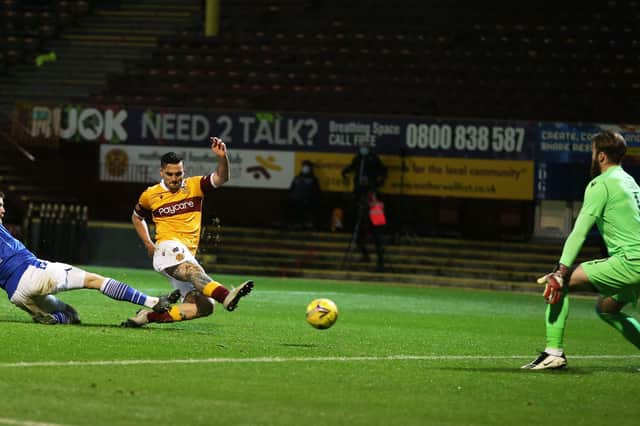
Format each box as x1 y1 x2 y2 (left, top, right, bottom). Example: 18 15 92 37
85 1 640 122
0 0 87 70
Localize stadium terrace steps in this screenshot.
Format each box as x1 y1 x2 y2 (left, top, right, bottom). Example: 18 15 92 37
95 10 193 19
62 34 158 44
216 238 561 263
12 61 125 77
1 76 103 87
67 27 177 37
209 226 599 256
118 3 201 12
0 172 24 188
0 0 201 117
207 263 541 293
0 122 75 208
199 227 601 293
203 252 542 283
0 146 76 206
61 39 156 48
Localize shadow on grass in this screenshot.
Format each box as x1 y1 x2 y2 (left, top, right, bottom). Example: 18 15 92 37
432 365 637 374
0 319 197 333
280 343 318 348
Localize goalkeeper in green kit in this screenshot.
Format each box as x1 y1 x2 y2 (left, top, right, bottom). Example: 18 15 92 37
523 131 640 369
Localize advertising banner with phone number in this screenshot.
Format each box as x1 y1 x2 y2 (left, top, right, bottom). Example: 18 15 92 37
20 103 537 160
45 103 640 200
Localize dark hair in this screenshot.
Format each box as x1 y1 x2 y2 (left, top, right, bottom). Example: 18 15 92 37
161 152 183 167
0 190 4 198
593 131 627 164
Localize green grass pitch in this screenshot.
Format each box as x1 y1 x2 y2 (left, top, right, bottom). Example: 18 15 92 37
1 266 639 426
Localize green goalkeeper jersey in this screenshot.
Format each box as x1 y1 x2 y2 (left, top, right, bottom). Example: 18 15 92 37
560 165 640 266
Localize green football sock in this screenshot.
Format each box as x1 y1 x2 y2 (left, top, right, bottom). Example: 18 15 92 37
545 295 569 350
597 311 640 350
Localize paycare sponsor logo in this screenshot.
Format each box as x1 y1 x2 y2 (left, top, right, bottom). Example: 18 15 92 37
154 198 201 217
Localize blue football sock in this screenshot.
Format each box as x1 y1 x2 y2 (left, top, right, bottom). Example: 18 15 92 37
51 311 71 324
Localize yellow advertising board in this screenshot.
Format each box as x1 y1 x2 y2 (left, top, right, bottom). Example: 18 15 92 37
295 152 534 200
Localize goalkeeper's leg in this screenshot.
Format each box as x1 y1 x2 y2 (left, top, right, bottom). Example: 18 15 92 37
596 296 640 350
522 282 570 369
543 265 596 346
583 255 640 349
523 265 584 369
544 265 586 354
545 291 570 352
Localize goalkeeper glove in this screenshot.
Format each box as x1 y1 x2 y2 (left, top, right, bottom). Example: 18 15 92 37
537 264 568 304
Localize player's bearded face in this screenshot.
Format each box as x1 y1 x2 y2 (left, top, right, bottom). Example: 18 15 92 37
590 147 601 178
161 163 185 192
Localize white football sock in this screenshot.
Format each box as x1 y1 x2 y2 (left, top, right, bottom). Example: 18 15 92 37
544 347 564 357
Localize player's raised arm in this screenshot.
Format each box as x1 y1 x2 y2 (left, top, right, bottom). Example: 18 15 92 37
210 136 230 187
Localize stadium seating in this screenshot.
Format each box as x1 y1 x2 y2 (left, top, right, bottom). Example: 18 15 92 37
0 1 89 221
3 1 639 122
0 0 89 72
92 0 640 122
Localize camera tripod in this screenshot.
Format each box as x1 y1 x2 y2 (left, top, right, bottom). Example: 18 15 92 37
341 192 390 272
341 195 367 270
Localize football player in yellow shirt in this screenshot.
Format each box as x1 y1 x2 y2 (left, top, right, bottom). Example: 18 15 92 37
123 137 253 327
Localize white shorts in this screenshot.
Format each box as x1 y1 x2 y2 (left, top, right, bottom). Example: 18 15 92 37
153 240 200 297
10 261 86 315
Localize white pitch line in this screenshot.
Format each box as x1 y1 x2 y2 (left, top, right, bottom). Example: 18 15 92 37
1 354 640 368
0 417 71 426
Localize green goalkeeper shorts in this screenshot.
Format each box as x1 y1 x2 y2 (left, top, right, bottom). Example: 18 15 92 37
582 255 640 306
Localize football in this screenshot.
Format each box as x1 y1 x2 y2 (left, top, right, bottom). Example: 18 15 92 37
305 298 339 329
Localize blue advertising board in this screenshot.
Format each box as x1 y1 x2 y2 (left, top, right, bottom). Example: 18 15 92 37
535 123 640 200
19 103 537 160
16 101 640 201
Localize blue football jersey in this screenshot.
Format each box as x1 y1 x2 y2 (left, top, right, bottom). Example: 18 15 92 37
0 224 38 298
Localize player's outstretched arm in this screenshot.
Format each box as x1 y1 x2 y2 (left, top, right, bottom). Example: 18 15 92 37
210 136 230 187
